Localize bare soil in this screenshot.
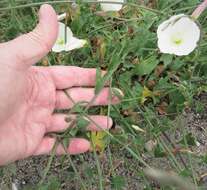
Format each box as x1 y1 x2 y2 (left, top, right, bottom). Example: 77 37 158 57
1 94 207 190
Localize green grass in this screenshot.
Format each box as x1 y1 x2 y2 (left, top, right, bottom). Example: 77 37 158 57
0 0 207 189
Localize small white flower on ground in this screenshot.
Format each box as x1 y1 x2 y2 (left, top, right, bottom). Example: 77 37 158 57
157 14 200 56
98 0 124 12
52 22 87 53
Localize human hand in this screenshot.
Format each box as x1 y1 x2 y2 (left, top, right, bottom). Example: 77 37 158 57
0 4 122 165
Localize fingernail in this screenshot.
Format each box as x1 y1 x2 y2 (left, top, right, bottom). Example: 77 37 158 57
39 4 53 20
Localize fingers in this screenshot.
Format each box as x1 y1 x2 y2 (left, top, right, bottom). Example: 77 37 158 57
33 137 90 156
55 87 123 109
48 114 113 132
48 66 107 89
3 4 58 70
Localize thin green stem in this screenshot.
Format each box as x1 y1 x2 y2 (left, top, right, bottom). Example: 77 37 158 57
0 0 163 15
137 106 183 172
83 114 150 168
91 139 104 190
181 124 198 188
39 140 59 185
162 0 183 12
61 142 87 190
162 131 187 169
159 138 182 172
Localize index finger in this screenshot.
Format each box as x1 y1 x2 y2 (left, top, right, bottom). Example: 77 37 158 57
47 66 107 89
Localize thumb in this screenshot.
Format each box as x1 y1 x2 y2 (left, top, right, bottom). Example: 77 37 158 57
3 4 58 69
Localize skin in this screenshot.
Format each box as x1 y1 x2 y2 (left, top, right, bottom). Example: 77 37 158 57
0 4 122 166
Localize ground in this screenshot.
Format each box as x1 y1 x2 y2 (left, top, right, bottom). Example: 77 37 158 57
1 101 207 189
0 1 207 190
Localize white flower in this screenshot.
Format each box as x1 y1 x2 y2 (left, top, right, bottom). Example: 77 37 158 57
52 22 87 53
57 13 66 21
157 14 200 56
98 0 124 12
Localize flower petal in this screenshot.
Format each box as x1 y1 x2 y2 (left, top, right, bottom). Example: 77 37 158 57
58 13 66 21
57 22 73 42
98 0 124 12
157 14 185 39
52 22 73 52
65 37 87 51
157 14 200 56
52 44 66 53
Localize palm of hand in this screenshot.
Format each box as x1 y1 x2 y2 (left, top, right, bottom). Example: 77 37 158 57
0 4 121 166
0 65 120 165
0 67 56 164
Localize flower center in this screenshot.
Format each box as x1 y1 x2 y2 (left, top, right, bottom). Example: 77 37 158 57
173 38 182 45
57 38 65 45
171 34 183 46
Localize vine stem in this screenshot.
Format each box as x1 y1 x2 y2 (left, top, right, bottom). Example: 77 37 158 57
0 0 162 14
61 142 87 190
162 131 187 169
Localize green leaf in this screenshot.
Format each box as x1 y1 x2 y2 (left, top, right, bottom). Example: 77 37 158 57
170 58 185 71
179 169 192 178
111 88 123 100
179 133 196 146
69 127 79 137
38 177 60 190
47 177 61 190
154 144 165 158
3 163 17 176
95 50 122 94
95 67 103 95
84 167 94 178
111 175 126 189
76 115 90 131
195 100 205 113
70 102 85 113
90 131 109 153
160 54 173 67
168 89 185 113
62 137 70 148
202 154 207 164
134 55 159 76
